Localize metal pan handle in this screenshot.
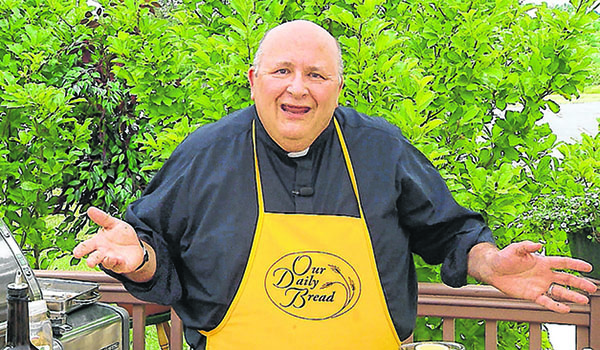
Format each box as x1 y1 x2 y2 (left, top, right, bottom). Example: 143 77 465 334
73 290 101 305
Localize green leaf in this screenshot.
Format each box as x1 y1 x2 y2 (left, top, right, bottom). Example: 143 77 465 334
21 181 42 191
545 99 560 113
326 5 356 28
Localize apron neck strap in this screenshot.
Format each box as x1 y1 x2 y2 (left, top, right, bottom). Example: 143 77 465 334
332 118 365 219
252 120 265 213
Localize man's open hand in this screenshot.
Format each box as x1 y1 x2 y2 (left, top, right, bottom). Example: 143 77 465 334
73 207 147 274
469 241 598 313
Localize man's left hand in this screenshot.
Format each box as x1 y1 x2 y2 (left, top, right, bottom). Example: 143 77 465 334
468 241 598 313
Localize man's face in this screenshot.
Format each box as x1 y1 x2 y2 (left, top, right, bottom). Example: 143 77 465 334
248 21 343 152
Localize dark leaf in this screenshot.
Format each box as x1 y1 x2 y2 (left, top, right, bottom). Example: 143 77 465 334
82 49 92 63
87 20 100 28
85 11 93 17
151 1 161 7
79 18 89 24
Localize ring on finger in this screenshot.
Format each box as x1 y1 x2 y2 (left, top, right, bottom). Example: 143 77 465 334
546 283 555 297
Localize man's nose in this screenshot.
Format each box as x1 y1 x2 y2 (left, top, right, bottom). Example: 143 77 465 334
286 73 308 96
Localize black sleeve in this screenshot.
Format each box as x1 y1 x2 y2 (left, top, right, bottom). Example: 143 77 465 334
396 138 495 287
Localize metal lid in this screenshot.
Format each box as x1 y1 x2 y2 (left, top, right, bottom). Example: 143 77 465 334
7 282 29 299
0 219 42 324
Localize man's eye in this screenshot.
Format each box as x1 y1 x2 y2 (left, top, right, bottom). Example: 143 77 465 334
275 68 289 74
309 72 325 79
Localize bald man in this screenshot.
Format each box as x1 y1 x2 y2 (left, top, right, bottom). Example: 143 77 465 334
74 20 596 349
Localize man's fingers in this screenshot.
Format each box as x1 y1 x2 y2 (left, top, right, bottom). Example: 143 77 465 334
554 271 598 294
514 240 542 255
535 279 596 313
102 256 122 271
535 294 570 313
73 240 97 258
546 255 594 273
87 206 118 229
550 283 590 304
85 250 105 268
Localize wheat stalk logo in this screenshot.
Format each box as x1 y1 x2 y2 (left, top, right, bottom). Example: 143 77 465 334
318 264 358 318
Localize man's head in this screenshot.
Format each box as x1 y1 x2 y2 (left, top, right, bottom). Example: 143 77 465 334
248 20 344 152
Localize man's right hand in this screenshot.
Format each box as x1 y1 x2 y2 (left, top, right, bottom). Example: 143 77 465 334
73 207 155 282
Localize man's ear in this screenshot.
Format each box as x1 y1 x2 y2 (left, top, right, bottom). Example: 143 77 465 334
248 68 256 100
335 76 344 107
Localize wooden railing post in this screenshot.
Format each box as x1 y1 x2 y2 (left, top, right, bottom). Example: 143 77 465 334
485 320 497 350
528 323 541 350
170 310 184 350
132 305 147 350
442 318 455 341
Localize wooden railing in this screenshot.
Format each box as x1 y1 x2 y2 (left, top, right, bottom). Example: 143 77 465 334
34 270 599 350
412 283 600 350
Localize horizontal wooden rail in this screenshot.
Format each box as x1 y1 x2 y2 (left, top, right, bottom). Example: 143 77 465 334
34 270 599 350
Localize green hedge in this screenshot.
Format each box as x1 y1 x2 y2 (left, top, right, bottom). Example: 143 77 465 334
1 0 599 348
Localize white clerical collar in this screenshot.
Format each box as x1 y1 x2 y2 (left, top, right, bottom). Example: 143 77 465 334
287 147 310 158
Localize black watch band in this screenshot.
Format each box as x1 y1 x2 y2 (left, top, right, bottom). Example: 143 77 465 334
134 238 149 271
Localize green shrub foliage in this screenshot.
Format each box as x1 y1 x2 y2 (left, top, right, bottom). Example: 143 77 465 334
1 0 598 347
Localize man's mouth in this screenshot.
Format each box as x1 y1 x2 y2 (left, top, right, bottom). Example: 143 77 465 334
281 104 311 114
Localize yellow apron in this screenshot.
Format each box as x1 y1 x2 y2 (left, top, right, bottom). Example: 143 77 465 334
201 119 401 349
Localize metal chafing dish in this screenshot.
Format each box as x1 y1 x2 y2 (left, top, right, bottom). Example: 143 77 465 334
1 219 129 350
37 277 101 327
